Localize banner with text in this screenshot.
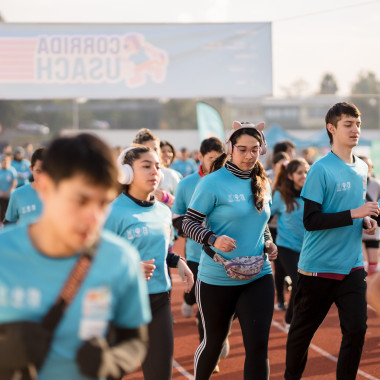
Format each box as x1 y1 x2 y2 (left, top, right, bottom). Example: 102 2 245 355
0 23 272 99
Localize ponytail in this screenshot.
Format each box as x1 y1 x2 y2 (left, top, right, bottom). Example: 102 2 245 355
250 160 267 212
210 152 228 173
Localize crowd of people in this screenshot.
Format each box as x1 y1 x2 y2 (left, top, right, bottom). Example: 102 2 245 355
0 101 380 380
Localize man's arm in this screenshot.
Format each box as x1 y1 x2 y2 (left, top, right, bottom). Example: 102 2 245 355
303 198 380 231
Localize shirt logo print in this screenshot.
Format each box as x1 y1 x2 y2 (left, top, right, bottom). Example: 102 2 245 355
336 182 351 192
228 194 246 202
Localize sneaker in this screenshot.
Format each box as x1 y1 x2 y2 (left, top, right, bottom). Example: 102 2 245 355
284 320 291 332
213 364 220 373
181 302 193 318
220 337 230 359
274 302 287 311
284 276 292 291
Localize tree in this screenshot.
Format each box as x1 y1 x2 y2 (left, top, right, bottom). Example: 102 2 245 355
350 71 380 129
351 71 380 95
280 79 311 98
319 73 338 94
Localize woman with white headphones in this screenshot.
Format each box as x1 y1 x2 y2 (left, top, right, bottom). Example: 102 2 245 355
182 121 278 380
104 144 193 380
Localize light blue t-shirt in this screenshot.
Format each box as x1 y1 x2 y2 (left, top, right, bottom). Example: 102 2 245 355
0 166 17 193
105 194 173 294
11 159 31 187
171 159 198 177
271 190 305 252
0 224 151 380
172 172 203 263
5 183 43 223
299 152 367 274
188 167 272 286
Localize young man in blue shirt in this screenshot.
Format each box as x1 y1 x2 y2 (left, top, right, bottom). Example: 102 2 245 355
11 146 31 187
0 153 17 224
0 134 151 380
285 102 380 380
4 147 44 225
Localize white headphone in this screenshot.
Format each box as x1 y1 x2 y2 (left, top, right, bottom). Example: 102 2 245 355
117 146 164 185
117 147 136 185
226 121 267 156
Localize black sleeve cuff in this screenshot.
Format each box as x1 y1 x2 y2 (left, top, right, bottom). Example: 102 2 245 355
203 230 215 246
166 252 181 268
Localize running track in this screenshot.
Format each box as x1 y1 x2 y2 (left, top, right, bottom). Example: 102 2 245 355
126 238 380 379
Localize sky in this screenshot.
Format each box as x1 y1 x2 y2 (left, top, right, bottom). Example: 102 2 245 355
0 0 380 97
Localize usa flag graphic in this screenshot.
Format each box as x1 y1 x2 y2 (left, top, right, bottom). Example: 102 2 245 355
0 38 38 82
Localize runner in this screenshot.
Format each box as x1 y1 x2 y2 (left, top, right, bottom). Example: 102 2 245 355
285 102 380 380
105 144 193 380
0 153 17 223
359 155 380 275
0 134 151 380
182 121 278 380
271 157 309 329
11 146 31 188
134 129 181 207
4 147 44 225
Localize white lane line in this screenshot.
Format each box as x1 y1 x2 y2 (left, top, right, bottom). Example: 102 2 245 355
271 320 380 380
173 359 194 380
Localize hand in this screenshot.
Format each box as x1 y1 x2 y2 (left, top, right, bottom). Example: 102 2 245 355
154 188 164 202
351 202 380 219
177 258 194 293
363 217 378 235
141 259 156 281
213 235 236 252
264 241 278 261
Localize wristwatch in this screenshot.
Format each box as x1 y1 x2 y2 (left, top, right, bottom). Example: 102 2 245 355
208 234 218 247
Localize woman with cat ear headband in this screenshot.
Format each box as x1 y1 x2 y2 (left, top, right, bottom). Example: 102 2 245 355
182 121 277 380
105 145 193 380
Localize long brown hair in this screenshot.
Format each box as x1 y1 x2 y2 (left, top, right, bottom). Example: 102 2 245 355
211 127 267 212
273 157 309 212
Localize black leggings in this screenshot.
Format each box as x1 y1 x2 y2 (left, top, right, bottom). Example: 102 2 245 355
195 274 275 380
142 292 173 380
183 260 204 342
277 246 300 324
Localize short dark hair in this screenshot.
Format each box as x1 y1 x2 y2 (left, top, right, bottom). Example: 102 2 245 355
133 128 159 144
30 148 44 168
325 102 361 145
42 134 118 190
200 137 224 156
272 151 289 165
273 140 296 155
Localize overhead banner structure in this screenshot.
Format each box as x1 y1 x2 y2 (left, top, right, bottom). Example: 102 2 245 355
0 23 272 99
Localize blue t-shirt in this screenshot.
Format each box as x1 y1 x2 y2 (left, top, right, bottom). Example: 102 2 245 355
172 172 203 263
188 167 272 286
299 152 367 274
11 159 31 187
5 184 43 223
0 166 17 193
104 194 172 294
170 159 198 177
271 190 305 252
0 224 151 380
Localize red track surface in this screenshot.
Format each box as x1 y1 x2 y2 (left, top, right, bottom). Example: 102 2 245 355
127 238 380 379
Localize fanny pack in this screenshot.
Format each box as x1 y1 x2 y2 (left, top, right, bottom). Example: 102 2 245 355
0 242 98 380
203 245 265 280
